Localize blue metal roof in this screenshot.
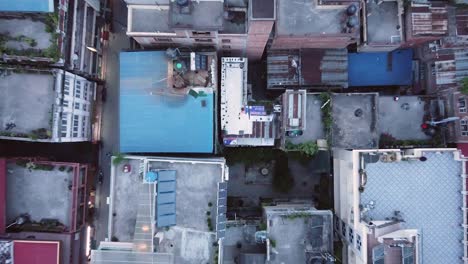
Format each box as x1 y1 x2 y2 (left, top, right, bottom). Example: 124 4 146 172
156 170 177 227
0 0 54 12
158 170 176 182
157 192 176 205
348 49 413 87
119 51 214 153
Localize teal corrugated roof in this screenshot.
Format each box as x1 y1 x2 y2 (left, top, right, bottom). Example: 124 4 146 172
0 0 54 12
119 51 214 153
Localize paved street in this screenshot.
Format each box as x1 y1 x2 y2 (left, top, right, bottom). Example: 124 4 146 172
94 0 130 245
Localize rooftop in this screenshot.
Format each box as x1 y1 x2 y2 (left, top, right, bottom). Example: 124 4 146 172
0 240 60 264
0 17 58 60
0 0 54 12
360 150 463 264
250 0 275 19
348 49 413 87
222 223 266 263
331 93 379 149
0 70 55 137
2 159 84 233
128 7 172 33
119 51 216 153
378 96 431 140
110 156 227 264
276 0 359 36
366 0 402 44
286 93 325 145
267 49 348 89
221 57 277 147
409 3 449 37
264 205 333 264
170 1 224 30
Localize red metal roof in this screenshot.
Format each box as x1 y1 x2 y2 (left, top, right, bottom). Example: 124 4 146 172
458 143 468 157
13 240 60 264
0 158 5 234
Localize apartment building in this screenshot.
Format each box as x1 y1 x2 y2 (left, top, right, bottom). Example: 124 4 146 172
221 57 279 147
0 67 96 142
0 158 89 264
125 0 274 60
334 148 467 263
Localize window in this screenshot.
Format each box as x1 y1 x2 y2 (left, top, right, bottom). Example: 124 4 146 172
72 115 79 137
334 215 340 231
461 119 468 136
64 78 71 95
61 115 68 137
83 84 88 101
222 39 231 43
75 81 82 98
153 37 172 42
348 227 354 244
356 234 362 251
459 98 467 113
81 116 87 137
74 102 80 110
83 104 87 112
222 45 231 49
195 38 212 43
63 99 69 107
341 221 346 238
192 31 210 36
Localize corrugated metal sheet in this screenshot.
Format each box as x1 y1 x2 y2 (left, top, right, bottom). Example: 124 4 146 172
456 9 468 36
267 49 348 88
411 4 448 36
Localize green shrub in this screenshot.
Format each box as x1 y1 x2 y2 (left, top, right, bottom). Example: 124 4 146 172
270 239 276 248
113 153 125 165
462 77 468 94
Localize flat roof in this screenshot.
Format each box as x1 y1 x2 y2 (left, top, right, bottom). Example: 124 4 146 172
0 0 54 12
348 49 413 87
361 151 463 264
130 7 171 33
119 51 214 153
5 161 74 229
265 207 333 264
111 156 226 264
331 93 379 149
276 0 358 36
287 94 325 145
0 71 55 136
220 58 251 136
251 0 275 19
378 96 431 140
13 240 60 264
366 1 401 44
170 1 224 30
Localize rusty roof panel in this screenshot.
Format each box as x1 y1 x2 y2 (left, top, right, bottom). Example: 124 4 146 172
411 4 448 36
456 9 468 36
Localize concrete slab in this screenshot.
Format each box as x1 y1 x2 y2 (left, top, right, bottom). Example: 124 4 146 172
0 71 55 135
6 162 73 227
288 94 325 145
276 0 348 35
0 18 52 50
366 1 400 43
112 159 142 242
332 93 379 149
378 96 430 140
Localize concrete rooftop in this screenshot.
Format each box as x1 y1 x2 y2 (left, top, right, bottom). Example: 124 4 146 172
223 224 265 264
331 93 379 149
130 8 172 33
0 71 55 135
6 162 73 228
0 18 53 51
366 1 401 44
170 1 224 30
111 157 225 264
276 0 352 35
378 96 430 140
288 94 325 145
266 209 333 264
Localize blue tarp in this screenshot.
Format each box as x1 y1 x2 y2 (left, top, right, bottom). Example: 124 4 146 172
119 51 214 153
0 0 54 12
348 49 413 87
